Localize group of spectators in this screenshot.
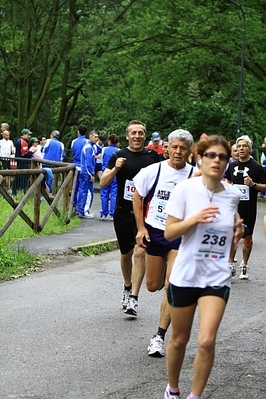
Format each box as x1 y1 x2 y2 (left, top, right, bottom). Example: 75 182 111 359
0 123 65 195
71 125 120 219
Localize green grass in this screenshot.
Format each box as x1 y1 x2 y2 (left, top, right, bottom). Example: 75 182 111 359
0 195 81 281
80 241 119 257
0 196 80 243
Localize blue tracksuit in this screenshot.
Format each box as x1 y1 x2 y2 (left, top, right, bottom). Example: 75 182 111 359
100 144 118 217
76 141 95 216
71 135 88 208
42 137 65 192
42 138 64 166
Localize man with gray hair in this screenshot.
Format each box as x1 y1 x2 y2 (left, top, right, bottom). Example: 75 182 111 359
225 134 266 279
133 129 194 356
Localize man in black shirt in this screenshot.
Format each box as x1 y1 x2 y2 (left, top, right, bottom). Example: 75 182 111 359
100 120 159 316
225 135 266 279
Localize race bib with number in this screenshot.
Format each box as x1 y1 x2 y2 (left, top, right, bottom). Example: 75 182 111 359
193 224 230 260
233 184 249 201
153 197 167 226
123 179 136 201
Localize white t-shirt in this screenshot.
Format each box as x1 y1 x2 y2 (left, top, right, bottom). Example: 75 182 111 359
165 176 241 288
0 139 14 157
133 160 194 230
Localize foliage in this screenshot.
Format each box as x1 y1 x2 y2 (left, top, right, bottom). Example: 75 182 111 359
0 0 265 152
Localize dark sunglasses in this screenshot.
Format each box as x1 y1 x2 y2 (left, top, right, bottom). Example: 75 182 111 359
203 152 228 161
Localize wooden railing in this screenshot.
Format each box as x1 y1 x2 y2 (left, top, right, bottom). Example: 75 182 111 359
0 157 78 236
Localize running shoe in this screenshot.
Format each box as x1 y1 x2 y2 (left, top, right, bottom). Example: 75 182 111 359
100 215 107 221
239 262 249 280
121 288 131 309
84 212 94 219
164 387 181 398
147 334 165 357
124 297 138 316
109 215 114 221
229 263 236 277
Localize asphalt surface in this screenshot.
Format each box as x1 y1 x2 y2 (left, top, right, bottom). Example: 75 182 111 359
1 197 266 399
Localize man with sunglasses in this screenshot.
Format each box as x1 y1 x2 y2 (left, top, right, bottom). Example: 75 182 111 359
225 135 266 279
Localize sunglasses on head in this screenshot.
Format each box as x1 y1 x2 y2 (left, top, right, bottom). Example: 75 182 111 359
203 152 228 161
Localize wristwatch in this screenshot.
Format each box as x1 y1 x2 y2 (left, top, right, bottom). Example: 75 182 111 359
252 182 257 188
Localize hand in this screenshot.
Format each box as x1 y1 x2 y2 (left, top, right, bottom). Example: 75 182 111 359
135 227 150 248
90 176 95 182
115 157 126 171
244 174 253 187
196 206 220 224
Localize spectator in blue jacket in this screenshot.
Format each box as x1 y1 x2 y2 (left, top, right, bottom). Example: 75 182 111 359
100 134 120 220
71 125 88 212
42 130 65 192
76 130 99 219
42 130 65 165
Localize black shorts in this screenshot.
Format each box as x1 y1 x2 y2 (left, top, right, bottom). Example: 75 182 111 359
167 283 230 307
1 159 10 170
239 212 256 236
114 207 137 255
144 222 181 257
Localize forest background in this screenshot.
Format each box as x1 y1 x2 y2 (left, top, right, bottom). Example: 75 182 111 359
0 0 265 156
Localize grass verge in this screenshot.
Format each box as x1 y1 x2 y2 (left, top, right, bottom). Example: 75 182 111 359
0 196 80 281
73 239 119 257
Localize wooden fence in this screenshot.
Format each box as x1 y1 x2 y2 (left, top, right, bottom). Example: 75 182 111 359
0 157 78 236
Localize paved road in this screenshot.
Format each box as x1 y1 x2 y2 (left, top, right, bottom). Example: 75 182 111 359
1 201 266 399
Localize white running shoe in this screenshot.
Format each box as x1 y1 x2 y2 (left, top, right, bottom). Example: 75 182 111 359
239 262 249 280
164 387 181 398
124 297 138 316
121 288 131 309
147 334 165 357
84 212 94 219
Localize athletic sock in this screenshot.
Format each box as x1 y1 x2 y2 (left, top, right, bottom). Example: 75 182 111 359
157 327 167 340
166 384 180 395
188 394 201 399
130 294 138 300
124 284 132 291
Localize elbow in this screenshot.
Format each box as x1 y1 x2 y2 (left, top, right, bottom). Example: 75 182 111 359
100 177 106 188
164 230 172 241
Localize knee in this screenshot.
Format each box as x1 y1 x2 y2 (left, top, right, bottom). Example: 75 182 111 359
198 336 215 354
146 279 159 292
171 336 188 351
243 236 253 248
133 245 146 261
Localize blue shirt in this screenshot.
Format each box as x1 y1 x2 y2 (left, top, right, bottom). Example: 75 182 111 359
102 144 118 171
42 138 64 166
71 135 88 167
80 141 96 177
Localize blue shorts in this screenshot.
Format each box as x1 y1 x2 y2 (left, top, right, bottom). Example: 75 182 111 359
144 222 181 257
